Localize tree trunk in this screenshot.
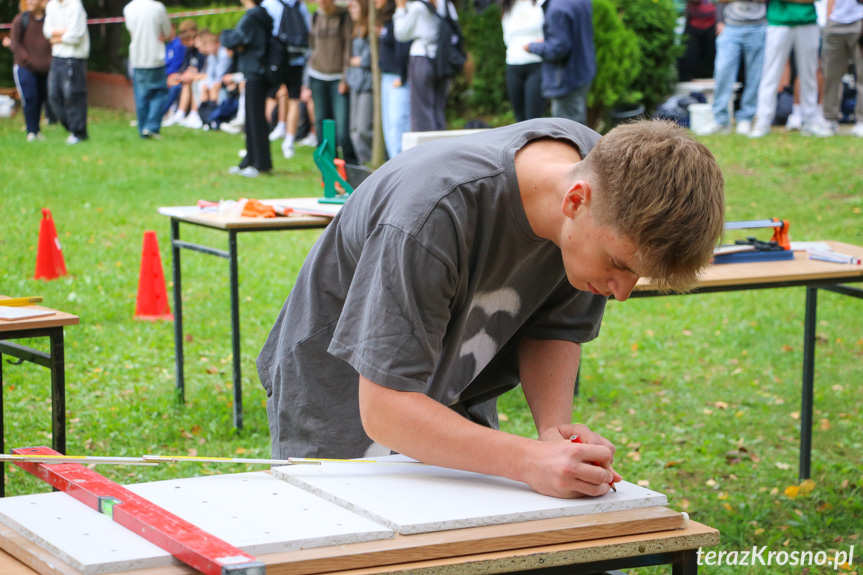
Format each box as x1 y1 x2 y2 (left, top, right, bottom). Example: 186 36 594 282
369 0 386 168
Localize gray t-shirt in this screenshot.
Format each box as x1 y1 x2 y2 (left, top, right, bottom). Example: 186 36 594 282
257 118 607 460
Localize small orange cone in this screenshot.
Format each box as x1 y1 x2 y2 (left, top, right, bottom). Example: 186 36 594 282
34 208 68 280
135 231 173 321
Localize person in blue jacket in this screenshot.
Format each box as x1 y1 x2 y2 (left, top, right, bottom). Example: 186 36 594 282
524 0 594 124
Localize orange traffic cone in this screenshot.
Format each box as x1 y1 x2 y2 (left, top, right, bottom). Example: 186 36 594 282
34 208 67 280
134 231 173 321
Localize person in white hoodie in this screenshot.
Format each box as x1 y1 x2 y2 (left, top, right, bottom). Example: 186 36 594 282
394 0 458 131
124 0 171 139
43 0 90 144
501 0 545 122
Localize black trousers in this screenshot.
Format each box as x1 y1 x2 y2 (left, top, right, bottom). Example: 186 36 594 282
48 57 88 139
506 62 545 123
240 78 272 172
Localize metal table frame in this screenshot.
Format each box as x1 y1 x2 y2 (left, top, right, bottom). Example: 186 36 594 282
168 215 330 430
0 326 67 497
631 277 863 480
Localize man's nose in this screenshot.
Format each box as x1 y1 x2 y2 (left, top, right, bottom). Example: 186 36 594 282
611 274 639 302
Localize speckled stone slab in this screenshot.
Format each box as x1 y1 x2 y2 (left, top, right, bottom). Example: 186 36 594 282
0 471 393 574
272 455 667 535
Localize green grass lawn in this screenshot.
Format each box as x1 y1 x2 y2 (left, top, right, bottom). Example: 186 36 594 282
0 109 861 574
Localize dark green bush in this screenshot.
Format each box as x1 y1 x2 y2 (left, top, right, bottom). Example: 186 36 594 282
450 2 509 123
614 0 682 113
587 0 641 130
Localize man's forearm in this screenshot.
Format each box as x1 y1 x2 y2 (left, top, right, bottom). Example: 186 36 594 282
519 338 580 437
358 376 620 498
358 376 536 483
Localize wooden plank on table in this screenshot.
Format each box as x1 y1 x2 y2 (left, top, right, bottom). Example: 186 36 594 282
1 508 693 575
257 506 685 575
0 522 78 575
318 521 719 575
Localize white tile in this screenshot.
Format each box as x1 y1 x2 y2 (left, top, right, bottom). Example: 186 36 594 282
273 456 667 535
0 472 393 574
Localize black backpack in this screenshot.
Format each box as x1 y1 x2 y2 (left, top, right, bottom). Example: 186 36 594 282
420 0 466 81
276 0 309 54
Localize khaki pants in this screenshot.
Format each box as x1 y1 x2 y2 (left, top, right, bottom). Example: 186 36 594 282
821 19 863 123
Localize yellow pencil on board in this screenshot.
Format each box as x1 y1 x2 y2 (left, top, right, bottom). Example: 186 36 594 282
0 296 44 307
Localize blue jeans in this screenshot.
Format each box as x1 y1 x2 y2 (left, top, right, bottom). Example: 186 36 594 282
712 24 766 126
133 66 169 136
380 72 410 158
551 85 588 125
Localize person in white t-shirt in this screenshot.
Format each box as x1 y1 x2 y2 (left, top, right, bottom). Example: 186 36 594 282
501 0 545 122
43 0 90 144
124 0 171 139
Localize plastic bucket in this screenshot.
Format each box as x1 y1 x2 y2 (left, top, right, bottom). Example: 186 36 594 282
0 95 15 118
688 103 713 133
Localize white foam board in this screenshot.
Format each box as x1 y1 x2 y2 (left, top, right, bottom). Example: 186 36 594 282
0 472 393 574
272 456 667 535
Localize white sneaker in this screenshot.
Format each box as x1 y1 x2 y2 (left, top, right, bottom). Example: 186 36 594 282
785 113 802 131
282 140 295 159
850 122 863 138
735 119 752 135
163 111 185 127
219 122 242 135
26 132 38 142
298 133 318 147
269 123 287 141
228 165 242 175
748 124 771 139
801 122 834 137
239 166 260 178
183 111 203 129
694 121 730 136
65 134 80 145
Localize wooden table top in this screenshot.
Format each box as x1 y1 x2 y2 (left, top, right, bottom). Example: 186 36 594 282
160 200 336 231
636 241 863 293
0 297 79 333
0 518 718 575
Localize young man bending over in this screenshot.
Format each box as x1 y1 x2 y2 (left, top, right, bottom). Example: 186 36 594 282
258 118 725 498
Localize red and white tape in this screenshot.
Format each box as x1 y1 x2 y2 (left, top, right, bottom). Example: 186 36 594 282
1 7 244 31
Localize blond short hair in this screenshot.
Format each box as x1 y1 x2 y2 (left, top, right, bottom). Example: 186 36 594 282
581 120 725 293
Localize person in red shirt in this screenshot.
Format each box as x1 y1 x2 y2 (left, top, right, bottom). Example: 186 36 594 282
678 0 717 82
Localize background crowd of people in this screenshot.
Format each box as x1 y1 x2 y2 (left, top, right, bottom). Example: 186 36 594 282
3 0 862 174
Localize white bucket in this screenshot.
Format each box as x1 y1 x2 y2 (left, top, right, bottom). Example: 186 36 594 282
688 103 713 133
0 95 15 118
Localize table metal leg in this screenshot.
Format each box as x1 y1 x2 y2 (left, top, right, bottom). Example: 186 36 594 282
800 286 818 481
1 351 4 497
229 230 243 430
171 219 185 404
672 549 699 575
49 329 66 456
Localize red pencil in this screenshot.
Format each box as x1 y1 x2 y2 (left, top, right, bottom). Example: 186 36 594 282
570 435 617 492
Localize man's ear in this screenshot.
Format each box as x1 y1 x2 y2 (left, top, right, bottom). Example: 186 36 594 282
561 180 592 219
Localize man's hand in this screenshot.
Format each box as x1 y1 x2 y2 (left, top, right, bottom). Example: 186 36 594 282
522 435 622 498
338 80 348 94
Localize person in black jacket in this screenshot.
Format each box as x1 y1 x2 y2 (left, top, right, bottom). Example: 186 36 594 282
222 0 274 177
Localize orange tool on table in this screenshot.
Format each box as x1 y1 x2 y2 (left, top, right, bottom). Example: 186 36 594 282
570 434 617 492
